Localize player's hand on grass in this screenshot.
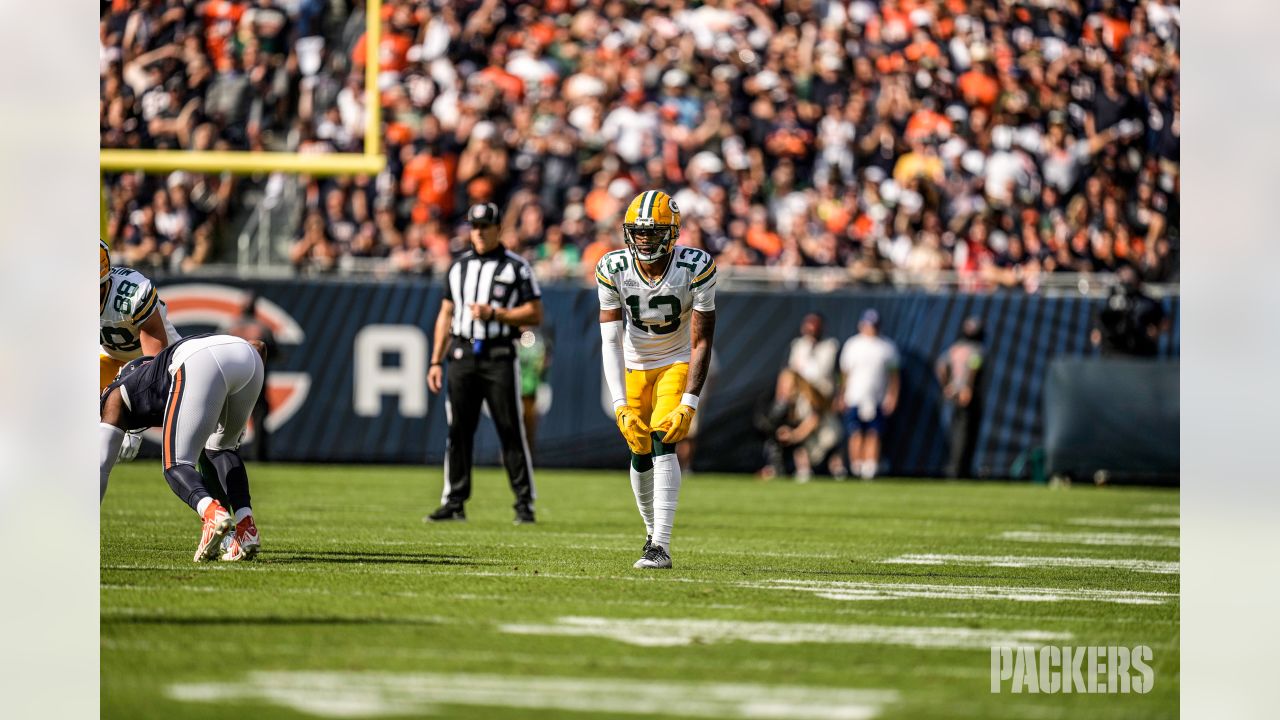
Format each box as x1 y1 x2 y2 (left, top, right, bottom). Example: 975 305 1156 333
614 406 652 454
654 404 696 443
117 431 142 462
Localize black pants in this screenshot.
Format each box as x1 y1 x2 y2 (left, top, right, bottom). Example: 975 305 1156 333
945 402 980 479
443 341 535 509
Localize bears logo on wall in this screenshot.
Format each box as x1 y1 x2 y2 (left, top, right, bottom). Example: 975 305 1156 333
155 284 311 442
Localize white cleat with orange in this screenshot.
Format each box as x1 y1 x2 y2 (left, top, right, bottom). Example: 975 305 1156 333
220 515 261 562
194 501 235 562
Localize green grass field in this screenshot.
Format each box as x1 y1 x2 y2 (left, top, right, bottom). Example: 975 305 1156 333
102 463 1178 719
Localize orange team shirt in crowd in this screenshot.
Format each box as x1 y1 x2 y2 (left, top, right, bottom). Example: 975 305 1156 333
478 66 525 104
580 239 615 281
746 225 783 259
203 0 245 71
402 152 457 218
351 31 413 74
905 109 953 141
957 70 999 108
584 187 621 224
1084 14 1132 53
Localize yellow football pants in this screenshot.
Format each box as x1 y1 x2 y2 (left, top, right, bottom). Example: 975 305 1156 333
100 354 126 392
625 361 688 431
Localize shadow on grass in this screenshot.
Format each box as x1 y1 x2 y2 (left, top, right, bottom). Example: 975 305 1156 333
102 614 449 627
262 550 502 566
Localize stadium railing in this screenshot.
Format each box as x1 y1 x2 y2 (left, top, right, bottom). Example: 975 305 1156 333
144 261 1177 299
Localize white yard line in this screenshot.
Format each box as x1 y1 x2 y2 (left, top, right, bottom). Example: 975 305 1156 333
499 616 1071 650
746 580 1174 605
999 531 1179 548
169 671 899 720
880 553 1180 575
1066 517 1179 528
1137 503 1179 514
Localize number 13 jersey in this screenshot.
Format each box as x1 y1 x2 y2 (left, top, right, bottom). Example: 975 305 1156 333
596 246 717 370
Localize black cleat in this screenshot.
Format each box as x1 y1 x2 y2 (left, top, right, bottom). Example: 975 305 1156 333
514 505 536 525
634 543 672 569
425 505 467 523
642 534 652 554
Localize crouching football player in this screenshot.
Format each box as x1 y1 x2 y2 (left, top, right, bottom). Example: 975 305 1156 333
100 334 266 562
597 190 716 569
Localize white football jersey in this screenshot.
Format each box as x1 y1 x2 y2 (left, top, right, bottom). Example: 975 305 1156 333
100 267 181 361
597 245 717 369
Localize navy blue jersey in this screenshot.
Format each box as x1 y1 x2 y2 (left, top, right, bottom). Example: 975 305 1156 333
101 334 211 430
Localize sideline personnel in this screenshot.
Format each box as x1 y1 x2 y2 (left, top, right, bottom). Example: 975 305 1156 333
426 203 543 524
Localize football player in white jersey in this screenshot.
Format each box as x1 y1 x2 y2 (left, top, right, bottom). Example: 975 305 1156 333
100 239 182 461
596 190 717 569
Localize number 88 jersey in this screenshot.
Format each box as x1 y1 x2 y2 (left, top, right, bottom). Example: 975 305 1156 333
596 245 717 370
100 266 181 361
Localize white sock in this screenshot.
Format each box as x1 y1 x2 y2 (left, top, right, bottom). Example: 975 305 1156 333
99 424 124 502
652 454 681 550
196 497 214 517
629 464 655 536
234 507 253 524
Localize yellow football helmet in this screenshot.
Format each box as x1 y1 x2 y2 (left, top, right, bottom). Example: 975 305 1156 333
100 238 111 285
623 190 680 262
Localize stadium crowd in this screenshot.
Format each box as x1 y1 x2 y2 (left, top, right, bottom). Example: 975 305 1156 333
101 0 1180 290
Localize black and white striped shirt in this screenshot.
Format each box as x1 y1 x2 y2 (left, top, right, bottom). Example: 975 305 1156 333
447 248 541 341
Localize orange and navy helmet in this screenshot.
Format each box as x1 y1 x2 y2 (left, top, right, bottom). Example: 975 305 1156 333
622 190 680 262
100 238 111 285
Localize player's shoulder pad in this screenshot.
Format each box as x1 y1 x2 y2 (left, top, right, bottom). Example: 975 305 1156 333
595 249 628 289
688 248 717 288
109 267 161 322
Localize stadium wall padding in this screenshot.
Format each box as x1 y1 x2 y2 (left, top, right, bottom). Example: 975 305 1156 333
1043 358 1180 481
155 277 1180 478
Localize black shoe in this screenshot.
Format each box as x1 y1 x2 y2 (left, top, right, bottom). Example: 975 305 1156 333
633 543 672 569
514 505 536 525
425 505 466 522
642 534 652 554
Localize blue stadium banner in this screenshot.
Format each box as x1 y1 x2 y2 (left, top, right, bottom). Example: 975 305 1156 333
153 278 1180 478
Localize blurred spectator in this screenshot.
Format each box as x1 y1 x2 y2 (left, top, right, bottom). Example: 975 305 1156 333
838 310 900 480
100 0 1179 289
1090 265 1169 357
786 312 838 402
936 316 986 479
754 369 841 484
516 327 551 454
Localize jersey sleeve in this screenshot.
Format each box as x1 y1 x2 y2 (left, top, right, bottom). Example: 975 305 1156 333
595 256 621 311
690 254 717 312
129 277 160 325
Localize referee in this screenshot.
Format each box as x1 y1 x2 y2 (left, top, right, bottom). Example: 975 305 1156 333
426 202 543 524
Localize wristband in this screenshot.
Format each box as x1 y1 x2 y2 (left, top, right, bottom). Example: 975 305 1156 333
612 399 628 412
430 362 443 367
680 393 700 410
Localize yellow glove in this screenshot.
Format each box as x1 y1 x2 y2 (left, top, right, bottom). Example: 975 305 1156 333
614 405 652 455
654 403 697 443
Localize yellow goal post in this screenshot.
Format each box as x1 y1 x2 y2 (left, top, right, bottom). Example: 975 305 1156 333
100 0 386 212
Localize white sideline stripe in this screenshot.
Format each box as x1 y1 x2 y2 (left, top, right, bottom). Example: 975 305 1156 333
169 671 899 720
1000 531 1179 547
1138 503 1179 514
745 580 1174 605
1066 517 1179 528
499 616 1071 650
880 554 1180 575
